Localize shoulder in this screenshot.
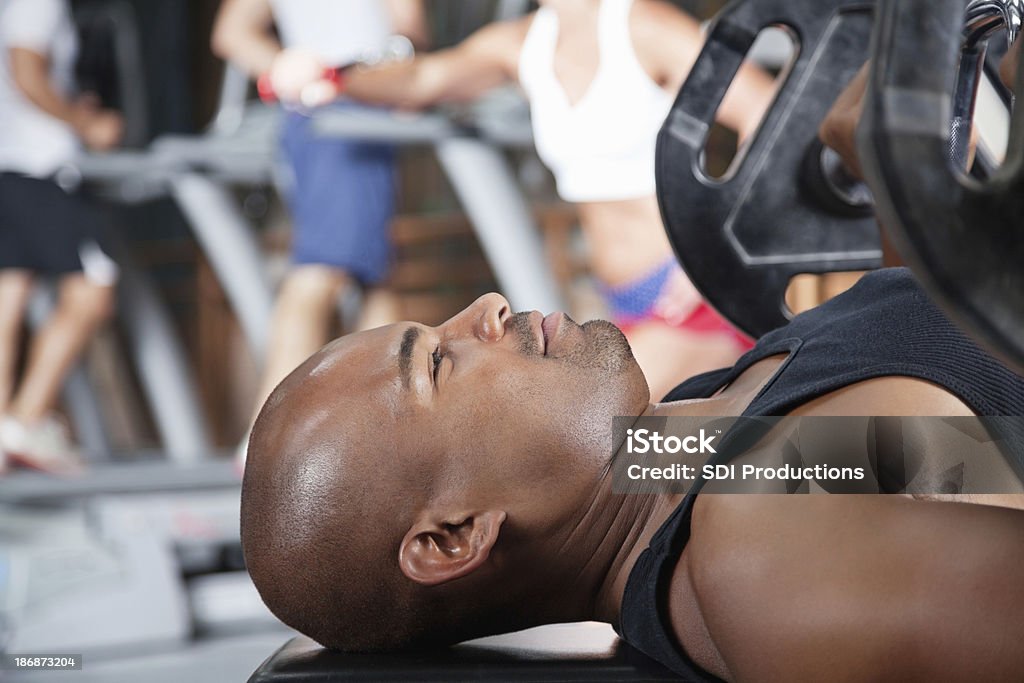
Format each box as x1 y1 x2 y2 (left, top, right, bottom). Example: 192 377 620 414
848 266 920 294
629 1 703 84
792 376 977 417
684 492 1024 679
630 0 702 42
2 0 60 14
470 13 534 50
1 0 65 47
463 13 534 75
632 0 700 26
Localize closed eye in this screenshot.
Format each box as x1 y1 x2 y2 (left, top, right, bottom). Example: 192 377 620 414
432 345 443 382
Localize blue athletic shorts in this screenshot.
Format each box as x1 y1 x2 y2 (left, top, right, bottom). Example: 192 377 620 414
0 172 117 283
278 105 397 286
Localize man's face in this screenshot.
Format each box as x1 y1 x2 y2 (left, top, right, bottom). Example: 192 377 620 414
292 293 649 519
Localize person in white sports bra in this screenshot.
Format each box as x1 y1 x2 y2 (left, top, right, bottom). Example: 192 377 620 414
337 0 776 398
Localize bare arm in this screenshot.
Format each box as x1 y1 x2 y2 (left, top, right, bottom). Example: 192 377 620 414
210 0 278 77
818 63 908 267
716 58 776 142
818 63 869 180
9 47 77 123
211 0 345 106
633 0 776 142
345 18 527 110
384 0 430 50
213 0 432 76
686 494 1024 681
8 47 121 150
1000 33 1021 90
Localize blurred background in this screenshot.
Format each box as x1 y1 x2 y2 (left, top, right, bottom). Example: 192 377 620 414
0 1 782 681
24 0 733 454
1 0 1016 679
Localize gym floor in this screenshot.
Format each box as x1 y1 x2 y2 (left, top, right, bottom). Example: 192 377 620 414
8 632 293 683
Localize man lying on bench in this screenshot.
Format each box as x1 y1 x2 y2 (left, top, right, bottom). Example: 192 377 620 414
240 40 1024 683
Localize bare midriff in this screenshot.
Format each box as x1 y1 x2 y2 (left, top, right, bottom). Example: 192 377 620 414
577 195 677 288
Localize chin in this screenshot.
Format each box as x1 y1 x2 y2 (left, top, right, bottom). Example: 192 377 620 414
627 366 652 411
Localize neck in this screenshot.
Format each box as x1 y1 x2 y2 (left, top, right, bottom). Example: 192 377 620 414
535 405 682 628
550 355 787 625
559 389 756 626
588 482 682 626
543 0 598 18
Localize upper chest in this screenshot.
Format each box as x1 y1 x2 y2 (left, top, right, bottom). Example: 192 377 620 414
523 5 665 110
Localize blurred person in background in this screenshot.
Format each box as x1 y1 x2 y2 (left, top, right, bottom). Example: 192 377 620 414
331 0 776 399
0 0 123 474
211 0 428 462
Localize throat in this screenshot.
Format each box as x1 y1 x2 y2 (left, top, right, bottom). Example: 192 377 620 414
585 357 790 626
588 485 684 626
584 357 792 622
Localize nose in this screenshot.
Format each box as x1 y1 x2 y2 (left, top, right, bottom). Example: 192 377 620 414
442 293 511 342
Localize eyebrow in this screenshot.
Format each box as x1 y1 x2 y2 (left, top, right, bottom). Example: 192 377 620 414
398 326 421 389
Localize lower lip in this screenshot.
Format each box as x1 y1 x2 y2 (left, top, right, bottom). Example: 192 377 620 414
542 312 563 353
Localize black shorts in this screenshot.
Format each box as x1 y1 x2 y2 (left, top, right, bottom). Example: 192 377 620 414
0 172 113 278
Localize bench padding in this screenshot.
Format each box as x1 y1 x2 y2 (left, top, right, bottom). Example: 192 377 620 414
248 622 679 681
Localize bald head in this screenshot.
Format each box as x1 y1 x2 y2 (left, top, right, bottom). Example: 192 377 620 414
242 335 433 650
241 294 649 650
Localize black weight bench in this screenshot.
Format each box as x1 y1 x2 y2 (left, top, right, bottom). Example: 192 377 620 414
248 623 679 682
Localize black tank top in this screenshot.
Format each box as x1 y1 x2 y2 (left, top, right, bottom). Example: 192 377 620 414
618 268 1024 681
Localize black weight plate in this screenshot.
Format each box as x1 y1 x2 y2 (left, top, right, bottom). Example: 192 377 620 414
657 0 882 338
859 0 1024 372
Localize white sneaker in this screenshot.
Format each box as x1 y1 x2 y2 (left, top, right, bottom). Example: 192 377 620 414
0 415 83 475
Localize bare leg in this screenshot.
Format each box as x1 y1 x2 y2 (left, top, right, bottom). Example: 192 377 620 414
252 265 353 419
354 287 401 332
0 270 34 414
7 273 114 425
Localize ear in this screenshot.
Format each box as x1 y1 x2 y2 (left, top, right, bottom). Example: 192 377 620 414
398 510 507 586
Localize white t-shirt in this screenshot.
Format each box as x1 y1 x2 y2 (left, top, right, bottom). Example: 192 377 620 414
0 0 79 177
268 0 393 65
